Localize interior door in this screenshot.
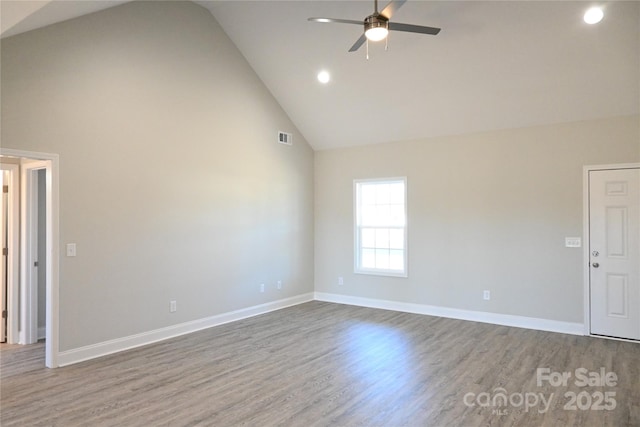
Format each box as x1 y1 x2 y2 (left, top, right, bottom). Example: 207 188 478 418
589 168 640 340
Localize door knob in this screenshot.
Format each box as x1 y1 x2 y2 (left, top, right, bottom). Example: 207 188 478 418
592 262 600 268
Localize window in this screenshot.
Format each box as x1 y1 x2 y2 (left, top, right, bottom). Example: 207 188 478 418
354 178 407 277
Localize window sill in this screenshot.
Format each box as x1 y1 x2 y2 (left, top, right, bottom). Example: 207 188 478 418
354 269 408 278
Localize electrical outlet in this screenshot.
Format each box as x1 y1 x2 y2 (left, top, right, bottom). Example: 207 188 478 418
338 276 344 286
277 280 282 290
170 300 177 312
483 290 490 301
260 283 265 293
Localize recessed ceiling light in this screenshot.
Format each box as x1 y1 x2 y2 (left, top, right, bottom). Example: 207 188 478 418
317 70 331 84
584 7 604 24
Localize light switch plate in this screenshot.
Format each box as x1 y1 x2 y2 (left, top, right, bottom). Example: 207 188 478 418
565 237 581 248
66 243 77 257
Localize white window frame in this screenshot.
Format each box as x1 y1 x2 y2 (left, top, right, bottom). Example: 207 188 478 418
354 177 408 277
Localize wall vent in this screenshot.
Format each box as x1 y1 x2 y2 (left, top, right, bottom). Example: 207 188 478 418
278 131 293 146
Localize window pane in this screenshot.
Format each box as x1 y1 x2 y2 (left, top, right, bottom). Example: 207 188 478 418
361 205 376 226
362 248 376 269
389 182 404 204
361 184 376 205
389 250 404 270
361 228 375 248
375 249 390 269
375 228 390 249
389 205 405 226
389 229 404 249
376 184 390 204
375 205 390 226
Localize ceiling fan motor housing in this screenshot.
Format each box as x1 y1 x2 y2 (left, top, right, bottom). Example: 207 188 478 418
364 14 389 33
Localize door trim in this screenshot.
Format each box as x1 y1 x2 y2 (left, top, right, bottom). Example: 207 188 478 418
0 149 59 368
583 163 640 338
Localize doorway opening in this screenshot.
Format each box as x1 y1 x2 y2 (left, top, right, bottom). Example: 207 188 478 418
0 150 59 368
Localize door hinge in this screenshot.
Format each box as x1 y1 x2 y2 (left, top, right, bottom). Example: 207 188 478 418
34 261 39 267
2 310 6 319
2 185 8 193
2 248 7 256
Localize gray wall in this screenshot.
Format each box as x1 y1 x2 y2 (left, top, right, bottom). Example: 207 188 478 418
1 1 314 351
315 115 640 323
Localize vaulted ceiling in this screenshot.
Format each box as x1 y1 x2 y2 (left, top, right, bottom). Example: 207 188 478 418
2 1 639 150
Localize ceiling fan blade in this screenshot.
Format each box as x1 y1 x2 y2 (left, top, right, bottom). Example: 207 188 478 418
389 22 441 35
380 0 407 19
308 17 363 26
348 34 367 52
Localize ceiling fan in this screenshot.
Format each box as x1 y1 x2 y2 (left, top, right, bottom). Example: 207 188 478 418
308 0 441 54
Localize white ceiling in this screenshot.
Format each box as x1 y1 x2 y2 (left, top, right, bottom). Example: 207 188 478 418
2 1 639 150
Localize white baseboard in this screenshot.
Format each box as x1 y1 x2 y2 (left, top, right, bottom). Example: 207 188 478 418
314 292 584 336
56 291 584 367
57 293 314 367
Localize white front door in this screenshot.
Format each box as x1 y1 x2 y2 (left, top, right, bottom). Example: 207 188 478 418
589 168 640 340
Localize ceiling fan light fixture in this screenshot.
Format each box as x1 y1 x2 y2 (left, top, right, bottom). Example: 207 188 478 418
365 26 389 42
364 15 389 42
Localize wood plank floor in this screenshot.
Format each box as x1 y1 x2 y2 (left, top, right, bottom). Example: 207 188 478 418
1 301 639 426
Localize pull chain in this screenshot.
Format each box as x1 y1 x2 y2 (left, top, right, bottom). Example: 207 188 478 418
366 39 369 60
